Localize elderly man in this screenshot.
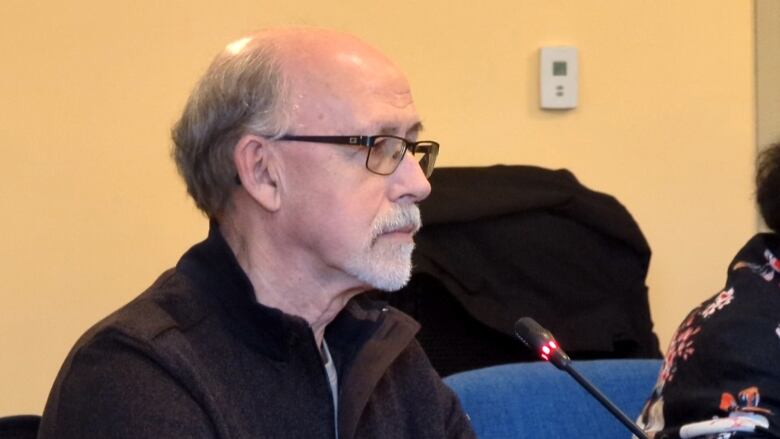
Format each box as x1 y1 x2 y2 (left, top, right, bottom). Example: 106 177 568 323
38 28 475 438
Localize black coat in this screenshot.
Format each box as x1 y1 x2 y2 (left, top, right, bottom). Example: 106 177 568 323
390 165 660 376
39 225 475 439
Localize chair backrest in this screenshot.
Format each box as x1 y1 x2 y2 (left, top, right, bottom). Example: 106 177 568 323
0 415 41 439
444 359 661 439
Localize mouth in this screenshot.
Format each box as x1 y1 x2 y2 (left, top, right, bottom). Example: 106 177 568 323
381 228 413 237
376 225 418 242
395 224 417 234
370 204 422 245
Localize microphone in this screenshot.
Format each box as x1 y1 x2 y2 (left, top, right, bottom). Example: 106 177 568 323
514 317 649 439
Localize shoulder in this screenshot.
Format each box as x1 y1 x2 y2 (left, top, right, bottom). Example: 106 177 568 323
50 267 214 396
82 268 209 348
39 268 218 437
640 235 780 436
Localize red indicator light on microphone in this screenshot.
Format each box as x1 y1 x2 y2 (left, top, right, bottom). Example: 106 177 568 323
539 339 561 361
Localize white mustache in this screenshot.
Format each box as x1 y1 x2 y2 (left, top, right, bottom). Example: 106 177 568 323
371 205 422 240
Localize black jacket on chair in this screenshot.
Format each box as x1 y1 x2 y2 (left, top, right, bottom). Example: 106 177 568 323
388 165 661 377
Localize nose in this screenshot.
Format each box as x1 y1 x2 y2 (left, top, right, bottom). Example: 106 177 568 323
388 151 432 203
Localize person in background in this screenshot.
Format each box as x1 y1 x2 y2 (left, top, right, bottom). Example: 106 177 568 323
637 143 780 439
38 27 475 439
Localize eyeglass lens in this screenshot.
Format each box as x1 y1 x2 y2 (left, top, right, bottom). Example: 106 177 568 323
416 142 437 178
367 136 437 177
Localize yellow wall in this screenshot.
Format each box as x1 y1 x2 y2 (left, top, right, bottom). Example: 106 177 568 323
758 0 780 149
0 1 755 414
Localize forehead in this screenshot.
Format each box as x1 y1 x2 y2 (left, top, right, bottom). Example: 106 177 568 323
279 34 419 134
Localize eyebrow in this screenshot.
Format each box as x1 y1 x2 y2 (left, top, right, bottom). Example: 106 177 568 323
376 121 424 137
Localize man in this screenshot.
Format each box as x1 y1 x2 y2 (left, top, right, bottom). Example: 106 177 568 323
39 28 476 438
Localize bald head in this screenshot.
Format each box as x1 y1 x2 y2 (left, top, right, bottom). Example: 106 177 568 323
231 28 414 135
225 28 403 82
172 28 417 217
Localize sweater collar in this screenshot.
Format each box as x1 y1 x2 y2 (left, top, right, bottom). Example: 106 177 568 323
176 221 312 360
174 221 420 364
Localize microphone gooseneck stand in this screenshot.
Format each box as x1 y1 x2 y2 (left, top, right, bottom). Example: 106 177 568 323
514 317 649 439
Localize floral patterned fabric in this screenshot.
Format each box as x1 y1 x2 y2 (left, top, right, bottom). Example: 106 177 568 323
638 234 780 438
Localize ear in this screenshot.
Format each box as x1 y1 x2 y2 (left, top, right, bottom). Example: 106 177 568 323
233 134 281 212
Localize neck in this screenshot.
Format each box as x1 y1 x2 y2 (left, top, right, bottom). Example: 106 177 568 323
219 212 366 346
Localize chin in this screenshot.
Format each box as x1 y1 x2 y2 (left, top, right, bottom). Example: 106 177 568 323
369 270 412 292
355 259 412 292
344 243 414 292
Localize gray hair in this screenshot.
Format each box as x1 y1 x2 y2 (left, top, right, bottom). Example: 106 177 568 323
171 37 289 217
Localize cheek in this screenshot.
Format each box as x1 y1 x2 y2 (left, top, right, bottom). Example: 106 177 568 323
343 178 389 222
313 184 389 257
323 190 382 238
281 149 390 247
299 161 386 222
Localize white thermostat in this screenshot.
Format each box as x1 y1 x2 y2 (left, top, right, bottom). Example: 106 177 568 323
540 46 578 110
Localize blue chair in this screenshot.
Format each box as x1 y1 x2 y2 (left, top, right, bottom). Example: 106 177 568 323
444 359 661 439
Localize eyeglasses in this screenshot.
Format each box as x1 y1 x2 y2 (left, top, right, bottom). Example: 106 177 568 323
277 135 439 178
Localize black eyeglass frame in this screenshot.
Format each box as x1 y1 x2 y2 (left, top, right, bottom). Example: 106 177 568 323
277 134 439 177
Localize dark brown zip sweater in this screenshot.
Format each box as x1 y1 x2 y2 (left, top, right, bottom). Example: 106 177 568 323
38 224 475 439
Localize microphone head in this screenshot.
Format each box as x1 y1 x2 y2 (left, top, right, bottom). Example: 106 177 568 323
514 317 571 369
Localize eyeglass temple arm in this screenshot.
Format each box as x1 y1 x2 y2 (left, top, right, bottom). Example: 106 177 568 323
278 135 373 146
